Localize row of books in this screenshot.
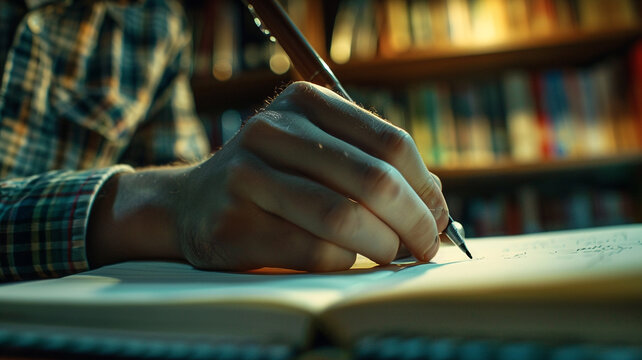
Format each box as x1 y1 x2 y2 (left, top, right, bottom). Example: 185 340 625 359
330 0 641 63
447 185 636 237
186 0 641 77
186 0 312 80
348 55 642 167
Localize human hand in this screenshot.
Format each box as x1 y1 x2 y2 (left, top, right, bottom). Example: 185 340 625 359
87 82 449 271
176 82 449 271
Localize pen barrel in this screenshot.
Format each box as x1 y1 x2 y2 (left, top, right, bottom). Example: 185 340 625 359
246 0 351 99
444 223 465 247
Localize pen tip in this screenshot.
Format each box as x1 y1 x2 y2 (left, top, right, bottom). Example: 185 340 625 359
465 249 472 259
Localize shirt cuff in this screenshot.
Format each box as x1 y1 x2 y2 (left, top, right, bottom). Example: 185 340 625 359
0 165 134 281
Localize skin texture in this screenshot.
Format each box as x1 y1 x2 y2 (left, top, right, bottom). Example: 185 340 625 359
87 82 450 272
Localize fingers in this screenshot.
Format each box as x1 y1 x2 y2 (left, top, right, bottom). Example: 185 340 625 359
239 111 439 262
229 154 400 265
268 82 450 232
212 200 358 272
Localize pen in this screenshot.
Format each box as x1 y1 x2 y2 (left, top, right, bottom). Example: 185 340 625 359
244 0 473 260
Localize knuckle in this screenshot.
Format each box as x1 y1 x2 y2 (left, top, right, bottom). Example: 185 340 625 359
321 200 359 240
362 163 402 202
287 81 316 95
238 115 268 146
239 111 295 149
277 81 317 104
379 127 414 163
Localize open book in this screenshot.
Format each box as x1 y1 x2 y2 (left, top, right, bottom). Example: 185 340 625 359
0 224 641 357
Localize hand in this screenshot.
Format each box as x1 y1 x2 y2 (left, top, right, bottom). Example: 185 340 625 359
88 82 449 272
177 82 449 271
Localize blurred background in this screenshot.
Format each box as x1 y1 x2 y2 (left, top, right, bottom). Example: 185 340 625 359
184 0 642 238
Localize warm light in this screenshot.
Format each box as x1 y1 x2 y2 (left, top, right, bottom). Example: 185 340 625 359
270 51 290 75
330 41 351 64
213 62 233 81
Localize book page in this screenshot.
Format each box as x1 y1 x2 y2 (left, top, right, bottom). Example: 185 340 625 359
1 225 640 312
344 224 642 302
0 255 398 314
321 224 642 346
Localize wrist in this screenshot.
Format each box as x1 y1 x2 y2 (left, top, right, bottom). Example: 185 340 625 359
87 166 189 267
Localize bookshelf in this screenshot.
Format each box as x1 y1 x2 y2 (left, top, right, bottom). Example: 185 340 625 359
332 27 642 85
188 0 642 236
191 27 642 109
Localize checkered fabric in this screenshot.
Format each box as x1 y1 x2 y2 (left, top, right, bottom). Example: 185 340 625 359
0 0 210 281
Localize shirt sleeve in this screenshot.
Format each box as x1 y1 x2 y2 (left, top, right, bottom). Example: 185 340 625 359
0 165 133 281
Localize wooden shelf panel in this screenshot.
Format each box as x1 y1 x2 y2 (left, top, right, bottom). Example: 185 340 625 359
431 152 642 183
332 27 642 86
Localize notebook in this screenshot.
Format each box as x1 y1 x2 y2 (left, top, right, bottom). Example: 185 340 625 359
0 224 641 358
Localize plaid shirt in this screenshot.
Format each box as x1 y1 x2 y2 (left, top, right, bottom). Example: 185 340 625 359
0 0 210 281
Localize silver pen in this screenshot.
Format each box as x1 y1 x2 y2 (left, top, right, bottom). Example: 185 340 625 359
444 216 472 259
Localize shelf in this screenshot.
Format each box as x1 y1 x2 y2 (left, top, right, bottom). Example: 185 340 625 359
430 152 642 184
332 27 642 86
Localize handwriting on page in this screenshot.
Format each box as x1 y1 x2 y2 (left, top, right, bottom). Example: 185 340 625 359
469 231 642 269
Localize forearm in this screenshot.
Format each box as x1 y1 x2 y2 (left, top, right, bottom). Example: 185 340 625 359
87 167 190 268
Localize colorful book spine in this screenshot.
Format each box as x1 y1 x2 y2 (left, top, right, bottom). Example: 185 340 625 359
631 41 642 146
531 72 555 160
408 86 435 165
503 72 541 162
542 70 574 158
343 57 640 168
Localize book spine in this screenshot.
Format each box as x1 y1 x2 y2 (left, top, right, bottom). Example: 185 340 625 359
531 72 555 160
421 87 441 165
632 41 642 147
469 84 494 165
503 72 540 162
562 70 587 157
352 0 378 60
436 85 460 166
542 70 574 158
330 0 358 64
408 0 433 48
408 87 435 165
